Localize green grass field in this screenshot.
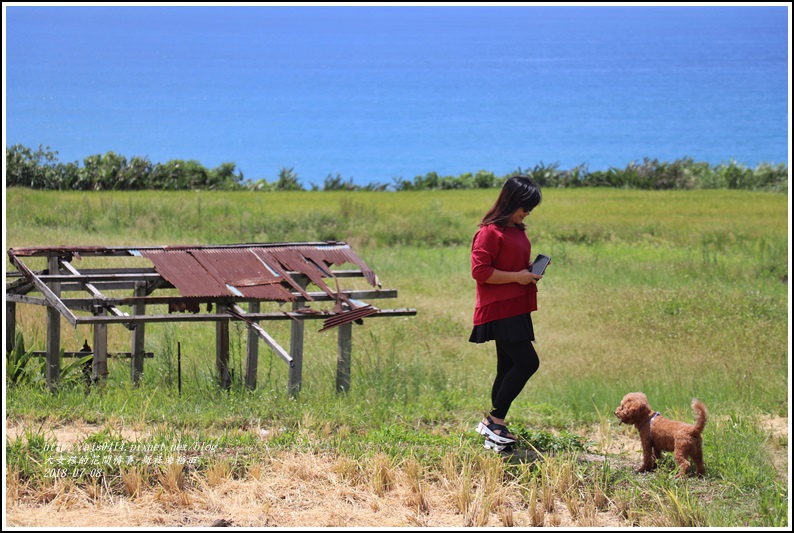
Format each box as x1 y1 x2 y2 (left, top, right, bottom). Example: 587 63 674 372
4 187 789 526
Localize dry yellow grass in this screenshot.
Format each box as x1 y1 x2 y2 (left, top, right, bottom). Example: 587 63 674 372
6 411 788 527
6 457 630 528
5 421 636 528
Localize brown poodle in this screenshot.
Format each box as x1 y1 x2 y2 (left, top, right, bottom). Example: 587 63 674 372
614 392 707 477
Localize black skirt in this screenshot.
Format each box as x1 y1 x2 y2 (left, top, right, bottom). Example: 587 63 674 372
468 313 535 344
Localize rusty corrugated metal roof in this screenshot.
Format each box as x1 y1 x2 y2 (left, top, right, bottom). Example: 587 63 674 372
140 250 230 297
313 245 378 286
140 243 375 301
249 248 315 301
190 248 295 301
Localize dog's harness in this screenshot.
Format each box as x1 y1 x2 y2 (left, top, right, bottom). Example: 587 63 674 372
639 412 661 441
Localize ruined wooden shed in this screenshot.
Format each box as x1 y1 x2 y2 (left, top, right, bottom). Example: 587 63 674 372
5 242 416 393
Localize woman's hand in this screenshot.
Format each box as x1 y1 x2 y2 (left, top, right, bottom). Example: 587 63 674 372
515 269 541 285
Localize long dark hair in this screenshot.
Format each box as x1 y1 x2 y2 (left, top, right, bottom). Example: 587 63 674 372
479 175 542 230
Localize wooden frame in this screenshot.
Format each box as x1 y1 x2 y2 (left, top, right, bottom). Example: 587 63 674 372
6 243 416 394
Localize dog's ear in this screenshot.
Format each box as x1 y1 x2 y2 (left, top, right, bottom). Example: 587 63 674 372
623 397 636 419
622 394 644 422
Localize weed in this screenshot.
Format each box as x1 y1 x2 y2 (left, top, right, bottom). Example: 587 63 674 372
158 463 185 493
206 460 231 487
6 428 57 481
121 466 148 497
657 485 707 527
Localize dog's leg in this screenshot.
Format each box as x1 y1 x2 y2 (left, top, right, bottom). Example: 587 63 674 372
692 437 706 477
673 445 691 478
639 442 656 472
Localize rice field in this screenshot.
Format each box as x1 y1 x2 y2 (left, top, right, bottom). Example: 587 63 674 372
4 187 789 527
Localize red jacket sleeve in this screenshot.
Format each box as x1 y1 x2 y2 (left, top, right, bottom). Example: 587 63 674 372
471 226 499 283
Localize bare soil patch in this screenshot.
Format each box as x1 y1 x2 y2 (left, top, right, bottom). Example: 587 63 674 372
6 417 151 446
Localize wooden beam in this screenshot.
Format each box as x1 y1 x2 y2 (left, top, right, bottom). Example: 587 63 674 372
292 269 366 279
10 254 78 327
60 281 172 292
9 247 137 258
216 304 231 389
131 282 147 385
36 273 163 283
289 279 309 397
5 294 47 306
244 301 260 390
93 308 108 382
5 276 34 294
6 301 16 353
73 308 418 325
60 259 129 319
63 267 157 275
7 267 155 278
31 351 154 358
336 322 352 393
295 289 396 302
46 256 61 389
54 289 399 308
231 304 293 367
6 293 94 311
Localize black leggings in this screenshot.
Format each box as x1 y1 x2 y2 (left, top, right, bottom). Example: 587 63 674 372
490 339 540 420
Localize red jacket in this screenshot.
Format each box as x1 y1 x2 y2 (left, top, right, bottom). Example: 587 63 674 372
471 224 538 325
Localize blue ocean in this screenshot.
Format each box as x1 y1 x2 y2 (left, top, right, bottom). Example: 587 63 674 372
5 5 790 187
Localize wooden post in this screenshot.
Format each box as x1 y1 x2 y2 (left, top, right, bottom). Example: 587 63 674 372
45 255 61 390
93 308 108 382
216 303 231 389
6 301 16 353
336 322 352 393
244 301 260 390
130 282 147 385
177 342 182 397
288 279 308 397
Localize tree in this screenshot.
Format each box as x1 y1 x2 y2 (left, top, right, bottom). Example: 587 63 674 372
5 144 60 188
275 167 303 191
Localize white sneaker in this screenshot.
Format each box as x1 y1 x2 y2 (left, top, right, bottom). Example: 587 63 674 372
483 438 513 452
476 417 517 444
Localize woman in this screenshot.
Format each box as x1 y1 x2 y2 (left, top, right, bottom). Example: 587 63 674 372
470 175 543 451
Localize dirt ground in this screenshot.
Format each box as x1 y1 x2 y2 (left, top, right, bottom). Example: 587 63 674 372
4 416 789 528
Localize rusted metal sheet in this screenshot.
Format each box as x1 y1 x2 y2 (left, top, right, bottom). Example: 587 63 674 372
310 245 378 286
139 250 229 297
9 242 380 309
134 243 376 302
267 247 337 296
190 248 295 301
250 249 315 300
318 304 379 333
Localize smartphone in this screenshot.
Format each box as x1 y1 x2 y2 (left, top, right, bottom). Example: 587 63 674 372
530 254 551 276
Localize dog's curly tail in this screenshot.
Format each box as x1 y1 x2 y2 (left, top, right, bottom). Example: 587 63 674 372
692 398 707 434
